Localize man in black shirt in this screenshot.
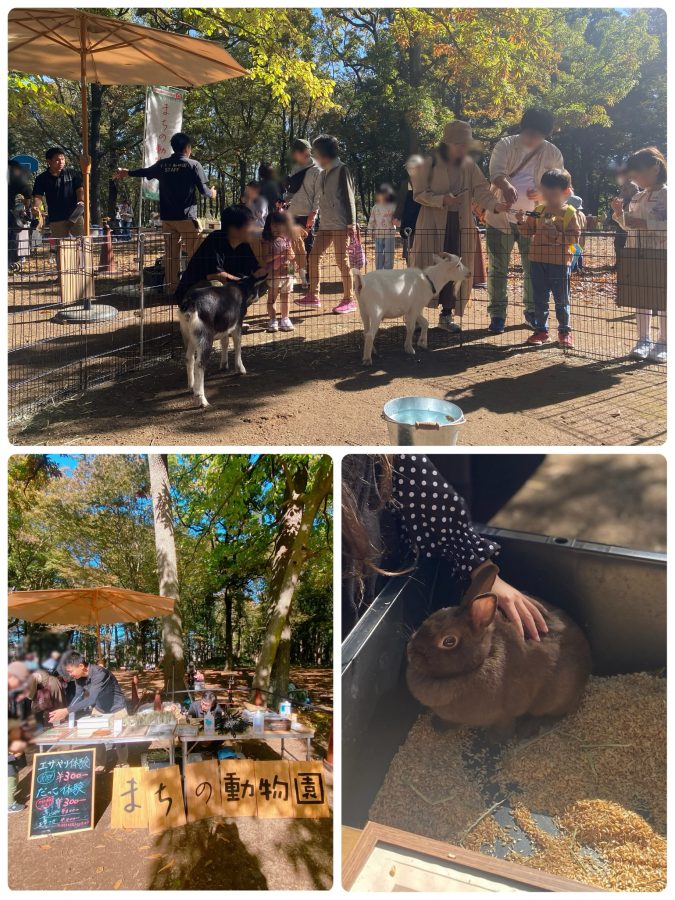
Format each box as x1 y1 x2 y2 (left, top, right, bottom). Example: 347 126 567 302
116 132 216 293
47 650 127 723
175 204 265 304
32 148 84 238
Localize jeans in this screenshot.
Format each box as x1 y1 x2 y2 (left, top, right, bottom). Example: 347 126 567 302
530 261 571 333
487 224 533 317
375 235 395 270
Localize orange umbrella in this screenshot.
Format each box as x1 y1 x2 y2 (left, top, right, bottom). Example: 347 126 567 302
8 587 174 663
8 8 249 233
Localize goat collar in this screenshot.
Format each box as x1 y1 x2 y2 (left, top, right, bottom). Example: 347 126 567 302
423 272 438 295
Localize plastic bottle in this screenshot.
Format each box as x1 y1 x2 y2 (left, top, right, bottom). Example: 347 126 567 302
252 709 264 734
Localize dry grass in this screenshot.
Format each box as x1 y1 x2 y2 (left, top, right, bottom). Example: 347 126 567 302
368 672 666 890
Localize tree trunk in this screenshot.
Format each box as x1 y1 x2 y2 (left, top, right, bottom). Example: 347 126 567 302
88 83 106 226
239 157 247 199
252 456 332 696
270 620 291 705
148 454 185 695
224 587 234 671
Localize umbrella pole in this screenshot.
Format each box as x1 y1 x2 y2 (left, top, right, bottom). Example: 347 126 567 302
79 13 91 235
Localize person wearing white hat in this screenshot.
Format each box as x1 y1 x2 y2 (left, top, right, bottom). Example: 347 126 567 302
410 120 509 332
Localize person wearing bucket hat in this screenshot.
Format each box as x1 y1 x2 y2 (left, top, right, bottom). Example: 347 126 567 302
485 108 564 334
409 120 510 333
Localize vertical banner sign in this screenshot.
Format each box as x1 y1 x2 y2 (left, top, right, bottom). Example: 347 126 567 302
184 760 221 824
111 766 148 829
289 761 331 818
219 759 257 818
254 761 295 819
141 86 186 201
143 765 186 834
28 749 96 838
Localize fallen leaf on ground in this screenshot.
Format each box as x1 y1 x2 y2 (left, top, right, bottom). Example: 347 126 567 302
144 853 162 860
158 861 174 873
113 880 123 890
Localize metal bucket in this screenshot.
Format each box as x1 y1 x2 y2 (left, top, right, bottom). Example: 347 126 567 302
383 396 465 446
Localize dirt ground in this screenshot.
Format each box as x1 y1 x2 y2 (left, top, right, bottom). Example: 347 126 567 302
490 454 666 551
9 234 666 447
10 338 665 447
8 667 333 891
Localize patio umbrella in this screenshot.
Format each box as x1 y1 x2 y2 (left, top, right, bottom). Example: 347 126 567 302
8 8 249 233
8 586 175 663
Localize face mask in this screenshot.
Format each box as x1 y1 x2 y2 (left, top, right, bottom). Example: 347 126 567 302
25 659 38 671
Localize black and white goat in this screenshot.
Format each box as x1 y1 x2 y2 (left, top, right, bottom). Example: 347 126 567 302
177 275 265 408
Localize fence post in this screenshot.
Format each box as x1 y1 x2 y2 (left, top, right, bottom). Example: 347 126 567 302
139 232 145 363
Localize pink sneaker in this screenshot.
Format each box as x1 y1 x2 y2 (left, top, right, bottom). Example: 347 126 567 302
333 299 358 315
295 292 321 307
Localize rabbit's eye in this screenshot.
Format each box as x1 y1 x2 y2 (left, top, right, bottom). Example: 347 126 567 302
442 635 458 648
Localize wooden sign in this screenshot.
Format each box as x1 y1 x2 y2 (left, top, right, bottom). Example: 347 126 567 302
218 759 257 818
289 761 330 818
143 766 186 834
254 761 294 819
28 749 95 839
111 767 148 829
184 760 221 823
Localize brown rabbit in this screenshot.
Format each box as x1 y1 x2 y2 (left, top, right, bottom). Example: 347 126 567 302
406 561 592 737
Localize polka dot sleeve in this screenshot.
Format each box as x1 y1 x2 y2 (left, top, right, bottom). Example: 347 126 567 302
391 453 500 578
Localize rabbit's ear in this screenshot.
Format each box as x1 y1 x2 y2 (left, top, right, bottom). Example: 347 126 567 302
469 593 498 631
463 561 500 603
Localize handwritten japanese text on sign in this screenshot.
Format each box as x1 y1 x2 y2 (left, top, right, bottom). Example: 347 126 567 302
28 749 95 839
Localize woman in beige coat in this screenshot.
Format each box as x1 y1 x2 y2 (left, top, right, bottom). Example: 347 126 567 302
411 120 508 331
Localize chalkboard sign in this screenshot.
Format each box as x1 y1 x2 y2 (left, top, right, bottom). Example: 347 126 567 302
28 749 96 839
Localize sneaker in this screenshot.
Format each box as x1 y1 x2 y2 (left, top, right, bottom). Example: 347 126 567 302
558 331 574 348
333 299 358 315
526 330 550 346
488 316 505 334
630 339 652 360
295 292 321 307
648 342 667 364
8 802 25 813
241 322 250 335
473 281 487 290
438 312 461 333
267 318 279 332
279 317 294 332
523 310 537 331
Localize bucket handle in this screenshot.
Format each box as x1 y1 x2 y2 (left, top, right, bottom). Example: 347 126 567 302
414 421 441 430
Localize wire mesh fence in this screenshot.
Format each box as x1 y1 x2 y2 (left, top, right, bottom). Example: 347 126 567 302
8 223 665 423
8 229 176 420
